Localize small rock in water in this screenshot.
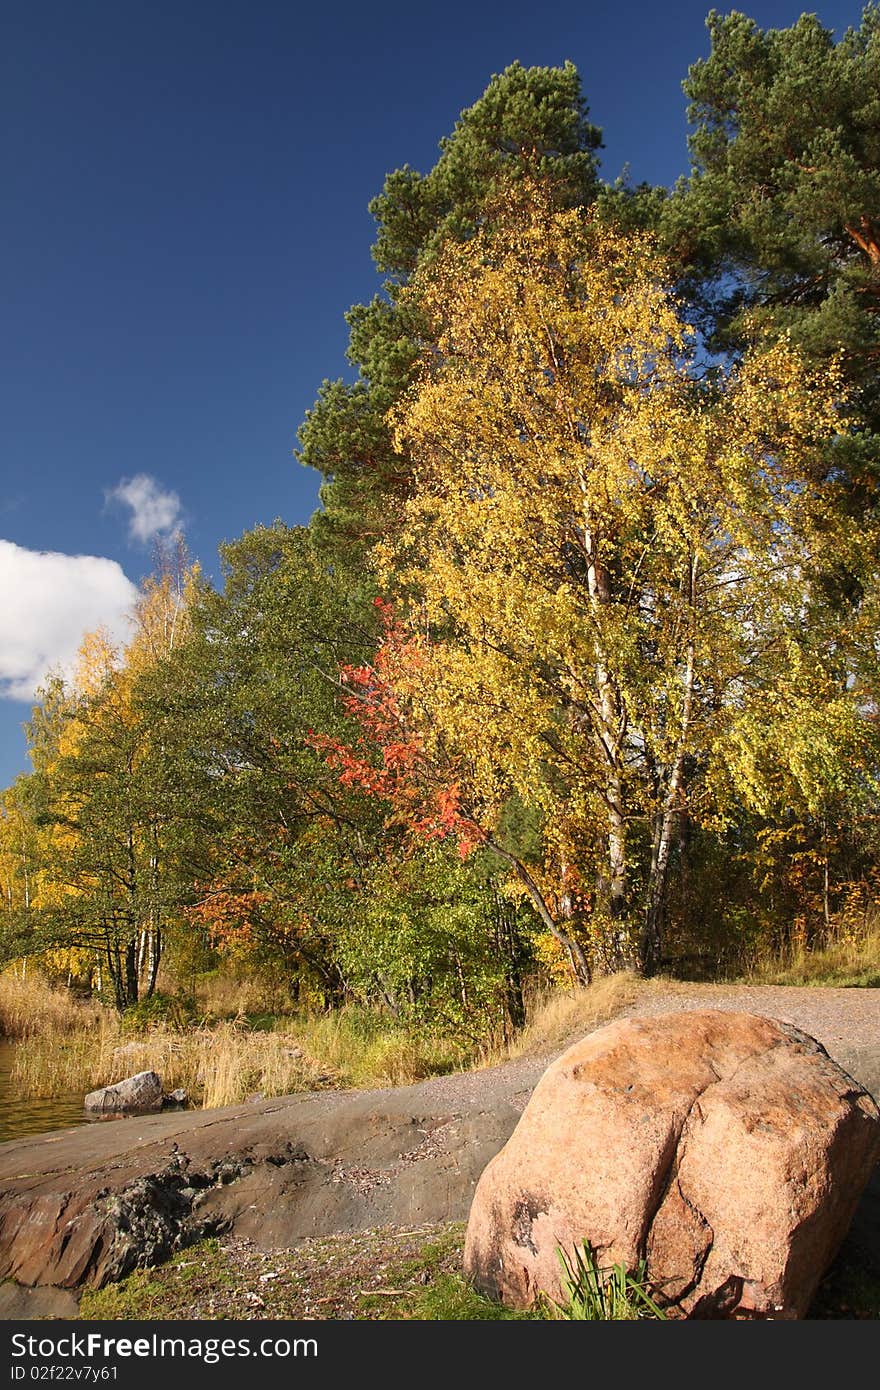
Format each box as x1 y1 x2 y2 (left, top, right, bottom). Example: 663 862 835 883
162 1088 189 1108
84 1071 163 1114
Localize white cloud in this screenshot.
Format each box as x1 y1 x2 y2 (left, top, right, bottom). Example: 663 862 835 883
0 541 138 701
106 473 183 544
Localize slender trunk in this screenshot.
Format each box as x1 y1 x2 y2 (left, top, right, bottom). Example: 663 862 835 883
455 951 468 1011
492 884 526 1040
106 937 125 1011
640 722 690 974
580 497 628 968
145 837 161 996
601 803 628 969
147 927 161 996
640 559 698 975
139 920 159 995
124 936 139 1008
821 819 831 940
486 838 591 985
642 823 671 977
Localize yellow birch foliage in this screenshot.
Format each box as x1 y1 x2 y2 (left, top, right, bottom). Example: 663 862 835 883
378 185 868 968
18 561 200 1002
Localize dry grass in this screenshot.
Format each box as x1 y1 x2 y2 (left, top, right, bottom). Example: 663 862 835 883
196 1027 335 1108
3 957 469 1109
484 971 646 1065
10 1018 117 1096
7 1003 464 1108
191 969 294 1021
740 922 880 988
0 969 108 1041
10 1021 336 1108
2 958 472 1107
290 1006 466 1088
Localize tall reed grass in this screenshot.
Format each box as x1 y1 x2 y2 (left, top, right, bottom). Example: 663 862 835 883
290 1005 467 1087
0 969 107 1040
10 1022 336 1108
740 918 880 988
6 988 469 1106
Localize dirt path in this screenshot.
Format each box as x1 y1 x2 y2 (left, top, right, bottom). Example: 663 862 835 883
1 982 878 1318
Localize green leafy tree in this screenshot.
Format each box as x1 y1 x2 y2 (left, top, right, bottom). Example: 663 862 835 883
335 844 534 1045
136 523 379 1003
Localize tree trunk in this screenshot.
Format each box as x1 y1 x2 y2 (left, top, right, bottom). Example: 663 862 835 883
639 563 697 975
486 838 591 985
107 940 125 1011
124 937 139 1009
491 884 526 1041
581 503 629 973
147 927 162 996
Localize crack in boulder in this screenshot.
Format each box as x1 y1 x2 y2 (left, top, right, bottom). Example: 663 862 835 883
94 1154 225 1286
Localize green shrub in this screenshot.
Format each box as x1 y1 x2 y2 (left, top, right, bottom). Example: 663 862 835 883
121 992 196 1033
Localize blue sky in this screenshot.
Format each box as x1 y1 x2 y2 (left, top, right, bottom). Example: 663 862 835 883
0 0 867 787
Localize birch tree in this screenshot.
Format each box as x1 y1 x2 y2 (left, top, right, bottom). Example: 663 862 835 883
22 564 199 1008
362 187 865 977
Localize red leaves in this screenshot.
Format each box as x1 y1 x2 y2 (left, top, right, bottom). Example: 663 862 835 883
312 602 484 858
186 887 271 950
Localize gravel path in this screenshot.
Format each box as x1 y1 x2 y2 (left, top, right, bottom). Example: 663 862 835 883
626 981 880 1049
410 980 880 1116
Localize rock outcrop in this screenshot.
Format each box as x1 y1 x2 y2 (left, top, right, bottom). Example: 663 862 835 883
463 1011 880 1319
0 1090 521 1290
84 1071 164 1114
1 992 877 1310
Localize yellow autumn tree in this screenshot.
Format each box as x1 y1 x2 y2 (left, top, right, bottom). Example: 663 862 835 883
372 184 870 977
21 555 200 1007
0 780 43 955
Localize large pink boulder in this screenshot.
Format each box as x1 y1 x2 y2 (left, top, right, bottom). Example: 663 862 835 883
464 1011 880 1319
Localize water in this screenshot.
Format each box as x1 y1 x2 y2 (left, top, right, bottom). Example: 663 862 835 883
0 1040 94 1143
